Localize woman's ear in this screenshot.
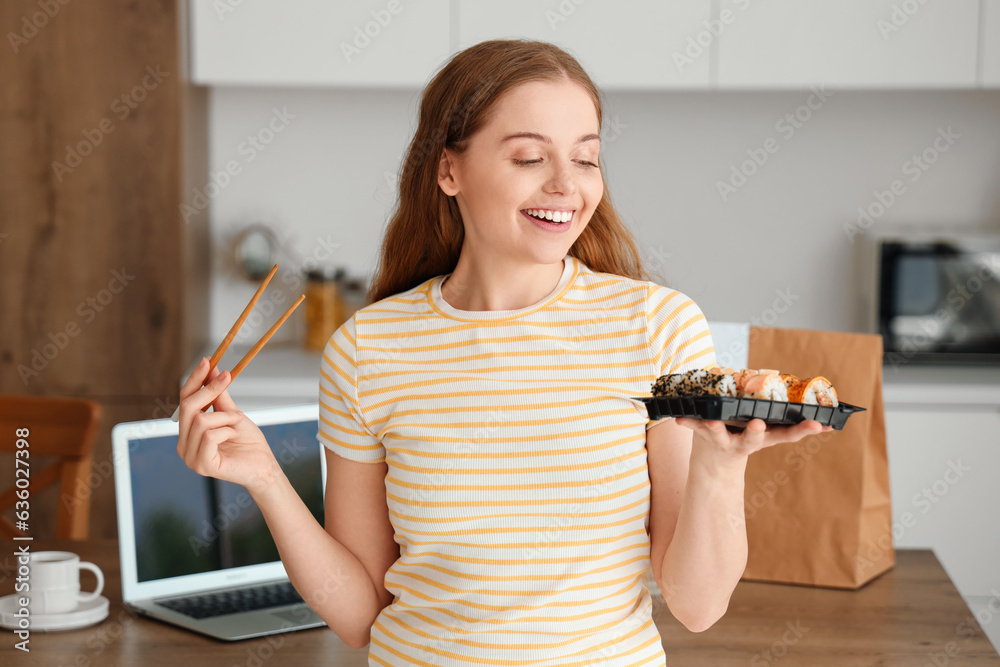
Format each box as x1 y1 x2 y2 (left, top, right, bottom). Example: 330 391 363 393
437 149 460 196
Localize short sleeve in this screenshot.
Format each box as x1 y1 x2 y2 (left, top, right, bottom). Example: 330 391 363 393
645 284 718 428
317 315 385 463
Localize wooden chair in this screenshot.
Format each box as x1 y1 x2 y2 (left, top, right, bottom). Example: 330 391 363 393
0 395 102 540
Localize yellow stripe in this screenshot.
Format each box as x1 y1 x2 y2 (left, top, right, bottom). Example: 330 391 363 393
397 540 647 567
362 379 652 401
356 328 644 353
383 576 637 613
386 479 648 508
384 614 595 651
316 429 382 453
661 325 712 373
386 465 646 492
360 312 641 338
388 431 644 460
560 284 646 305
381 420 638 445
668 344 716 375
569 277 622 291
387 446 643 477
367 394 613 426
357 341 650 367
650 303 697 346
388 552 648 583
395 511 646 538
388 567 641 599
396 527 648 550
318 413 371 439
388 594 640 632
389 494 649 524
362 358 650 382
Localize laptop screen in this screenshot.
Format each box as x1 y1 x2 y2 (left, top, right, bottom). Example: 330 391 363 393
125 419 324 583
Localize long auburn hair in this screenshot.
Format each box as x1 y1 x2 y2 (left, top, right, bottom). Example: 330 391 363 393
367 39 649 304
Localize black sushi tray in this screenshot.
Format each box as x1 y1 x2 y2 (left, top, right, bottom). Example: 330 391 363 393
638 395 866 431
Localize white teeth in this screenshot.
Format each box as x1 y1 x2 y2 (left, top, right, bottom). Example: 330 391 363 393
525 209 572 223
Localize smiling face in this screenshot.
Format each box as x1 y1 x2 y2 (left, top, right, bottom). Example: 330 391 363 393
437 77 604 268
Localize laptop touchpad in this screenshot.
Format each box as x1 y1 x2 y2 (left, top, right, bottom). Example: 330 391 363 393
271 607 322 625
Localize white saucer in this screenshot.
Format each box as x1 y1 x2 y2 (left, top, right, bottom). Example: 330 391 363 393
0 593 109 632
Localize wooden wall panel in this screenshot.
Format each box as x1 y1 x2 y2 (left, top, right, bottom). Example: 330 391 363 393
0 0 182 397
0 0 207 538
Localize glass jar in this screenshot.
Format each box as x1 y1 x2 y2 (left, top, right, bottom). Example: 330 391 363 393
304 266 344 351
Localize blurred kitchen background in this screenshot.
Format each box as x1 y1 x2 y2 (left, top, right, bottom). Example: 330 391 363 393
1 0 998 641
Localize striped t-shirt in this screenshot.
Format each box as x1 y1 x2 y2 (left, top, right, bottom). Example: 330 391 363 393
318 255 716 666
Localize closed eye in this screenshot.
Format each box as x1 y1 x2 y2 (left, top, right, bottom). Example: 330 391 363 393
513 158 542 166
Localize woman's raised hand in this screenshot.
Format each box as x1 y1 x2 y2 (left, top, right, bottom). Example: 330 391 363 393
673 417 833 466
176 357 279 493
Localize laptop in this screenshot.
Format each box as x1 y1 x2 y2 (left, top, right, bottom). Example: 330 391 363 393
111 403 328 641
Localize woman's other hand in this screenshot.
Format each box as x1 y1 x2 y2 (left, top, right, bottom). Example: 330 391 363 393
176 357 278 493
673 417 833 469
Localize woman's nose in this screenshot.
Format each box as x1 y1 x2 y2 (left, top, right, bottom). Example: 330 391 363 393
542 160 577 195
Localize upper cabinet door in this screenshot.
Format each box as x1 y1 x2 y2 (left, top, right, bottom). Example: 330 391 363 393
983 0 1000 87
190 0 451 87
716 0 980 88
456 0 712 89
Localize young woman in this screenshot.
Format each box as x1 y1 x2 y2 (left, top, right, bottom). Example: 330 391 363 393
176 40 828 666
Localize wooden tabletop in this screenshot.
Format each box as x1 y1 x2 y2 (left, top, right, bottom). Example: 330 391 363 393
1 541 997 666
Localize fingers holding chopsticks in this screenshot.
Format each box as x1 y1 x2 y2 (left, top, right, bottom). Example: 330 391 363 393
175 358 275 488
178 359 236 436
177 409 242 470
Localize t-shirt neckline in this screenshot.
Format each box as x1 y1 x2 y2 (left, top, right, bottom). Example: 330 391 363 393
429 256 577 321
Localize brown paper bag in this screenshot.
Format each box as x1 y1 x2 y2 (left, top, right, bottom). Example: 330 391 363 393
741 326 893 589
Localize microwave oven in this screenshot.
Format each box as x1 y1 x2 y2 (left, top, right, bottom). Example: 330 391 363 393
874 232 1000 365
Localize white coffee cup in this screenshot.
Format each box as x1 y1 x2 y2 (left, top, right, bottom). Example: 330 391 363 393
28 551 104 615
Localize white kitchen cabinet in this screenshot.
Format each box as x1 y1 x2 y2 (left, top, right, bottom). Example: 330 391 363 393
983 0 1000 87
884 405 1000 598
189 0 451 87
716 0 980 88
455 0 712 89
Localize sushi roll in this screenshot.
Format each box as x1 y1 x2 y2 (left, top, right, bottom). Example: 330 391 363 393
787 376 839 407
779 373 799 389
735 369 789 401
651 368 737 397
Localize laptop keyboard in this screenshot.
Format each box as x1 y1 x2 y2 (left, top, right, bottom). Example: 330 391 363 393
156 581 305 620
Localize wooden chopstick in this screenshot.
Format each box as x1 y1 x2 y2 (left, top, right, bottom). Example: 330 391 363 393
170 265 304 422
229 294 305 381
208 263 279 372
